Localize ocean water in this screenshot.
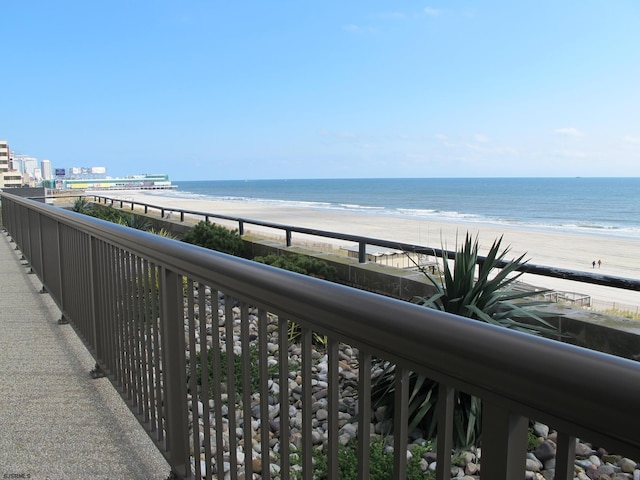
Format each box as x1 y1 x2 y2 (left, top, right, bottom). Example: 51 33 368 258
150 177 640 239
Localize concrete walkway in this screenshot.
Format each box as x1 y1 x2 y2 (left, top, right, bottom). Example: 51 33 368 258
0 230 172 480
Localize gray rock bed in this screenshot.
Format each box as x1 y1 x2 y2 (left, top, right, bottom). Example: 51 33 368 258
182 289 639 479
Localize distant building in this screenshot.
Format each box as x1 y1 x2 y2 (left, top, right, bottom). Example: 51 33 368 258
41 159 52 180
59 173 175 190
0 140 23 188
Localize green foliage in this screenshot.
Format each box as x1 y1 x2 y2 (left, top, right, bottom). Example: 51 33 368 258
193 343 276 398
413 234 557 335
287 319 328 348
290 438 435 479
253 253 338 281
71 197 91 213
122 213 151 231
149 227 177 239
85 205 129 224
182 220 246 257
372 233 559 449
528 428 542 451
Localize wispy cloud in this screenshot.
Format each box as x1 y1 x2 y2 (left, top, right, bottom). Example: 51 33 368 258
623 135 640 144
554 127 584 137
342 24 378 35
474 134 489 143
553 149 587 158
424 7 442 16
375 12 408 20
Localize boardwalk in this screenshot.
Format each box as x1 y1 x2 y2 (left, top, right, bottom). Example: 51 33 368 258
0 230 171 480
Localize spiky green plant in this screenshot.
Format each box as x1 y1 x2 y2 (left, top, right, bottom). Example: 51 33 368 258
121 213 151 231
149 227 177 239
71 197 91 213
371 233 558 449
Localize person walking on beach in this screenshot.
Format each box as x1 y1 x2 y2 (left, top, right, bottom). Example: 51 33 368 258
598 259 602 268
592 260 596 268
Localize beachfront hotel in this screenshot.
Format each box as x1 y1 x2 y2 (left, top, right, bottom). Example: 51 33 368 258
0 139 24 188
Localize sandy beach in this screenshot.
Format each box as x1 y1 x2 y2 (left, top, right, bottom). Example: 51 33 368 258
98 191 640 311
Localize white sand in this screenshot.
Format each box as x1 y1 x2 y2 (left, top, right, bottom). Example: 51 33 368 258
98 191 640 311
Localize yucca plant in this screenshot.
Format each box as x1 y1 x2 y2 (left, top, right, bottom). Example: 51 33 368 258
121 213 151 231
371 233 558 449
71 197 91 213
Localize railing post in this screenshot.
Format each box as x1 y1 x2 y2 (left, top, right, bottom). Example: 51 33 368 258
480 401 528 479
180 211 184 222
286 229 292 247
238 220 244 236
554 431 577 480
436 384 454 480
160 268 190 478
358 241 367 263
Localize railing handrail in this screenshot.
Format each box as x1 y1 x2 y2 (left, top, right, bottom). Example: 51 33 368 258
5 191 640 461
89 193 640 292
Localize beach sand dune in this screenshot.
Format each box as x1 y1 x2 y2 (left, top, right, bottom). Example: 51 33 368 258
98 191 640 310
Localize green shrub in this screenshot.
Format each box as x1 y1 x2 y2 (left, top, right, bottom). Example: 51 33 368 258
182 221 245 257
290 438 435 479
253 253 337 281
192 343 276 398
85 205 128 224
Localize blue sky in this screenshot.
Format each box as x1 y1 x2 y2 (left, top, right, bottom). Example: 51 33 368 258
2 1 639 180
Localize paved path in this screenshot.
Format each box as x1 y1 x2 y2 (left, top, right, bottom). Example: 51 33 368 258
0 230 172 480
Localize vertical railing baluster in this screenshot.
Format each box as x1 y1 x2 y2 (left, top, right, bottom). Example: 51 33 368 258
241 303 253 479
301 326 313 480
327 337 339 479
141 258 152 425
436 383 454 480
357 351 372 480
151 263 164 440
555 431 577 480
224 295 238 479
481 400 528 479
160 268 190 478
278 318 290 480
199 283 212 480
187 279 199 479
258 310 270 477
210 290 225 476
133 255 144 413
393 366 409 479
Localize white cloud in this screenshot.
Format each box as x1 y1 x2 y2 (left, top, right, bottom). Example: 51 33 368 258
375 12 407 20
343 24 377 34
554 127 584 137
434 133 447 140
474 134 489 143
623 135 640 144
424 7 442 16
553 149 587 158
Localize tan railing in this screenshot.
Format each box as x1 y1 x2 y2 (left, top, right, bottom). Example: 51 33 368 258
3 192 640 480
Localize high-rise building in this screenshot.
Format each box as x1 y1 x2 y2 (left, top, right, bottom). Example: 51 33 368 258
0 140 25 188
41 159 52 180
0 140 9 173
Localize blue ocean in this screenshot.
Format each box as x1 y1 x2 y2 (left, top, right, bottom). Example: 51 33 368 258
148 178 640 239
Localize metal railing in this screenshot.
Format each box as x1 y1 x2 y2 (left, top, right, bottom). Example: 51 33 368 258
3 192 640 480
91 194 640 293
